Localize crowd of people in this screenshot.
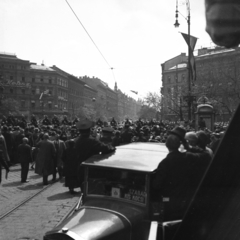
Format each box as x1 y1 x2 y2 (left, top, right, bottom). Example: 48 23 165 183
0 113 226 197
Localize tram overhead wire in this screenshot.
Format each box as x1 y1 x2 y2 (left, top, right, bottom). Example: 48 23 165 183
65 0 113 71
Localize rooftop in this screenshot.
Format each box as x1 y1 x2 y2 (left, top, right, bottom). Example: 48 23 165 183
197 48 235 58
30 64 55 71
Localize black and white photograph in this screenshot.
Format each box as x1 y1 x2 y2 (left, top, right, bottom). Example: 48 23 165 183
0 0 240 239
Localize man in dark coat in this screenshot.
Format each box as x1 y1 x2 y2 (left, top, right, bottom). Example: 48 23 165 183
30 114 38 127
52 115 60 126
1 126 14 164
17 137 32 183
0 130 10 184
75 119 116 188
62 115 71 126
35 133 56 185
42 115 51 126
152 127 210 221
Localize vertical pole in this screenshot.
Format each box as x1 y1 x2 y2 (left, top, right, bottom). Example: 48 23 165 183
187 4 191 121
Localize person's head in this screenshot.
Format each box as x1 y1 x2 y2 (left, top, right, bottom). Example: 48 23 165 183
196 131 209 149
76 119 94 136
185 131 198 147
22 137 28 144
102 126 114 137
169 126 186 142
166 134 181 152
43 133 49 140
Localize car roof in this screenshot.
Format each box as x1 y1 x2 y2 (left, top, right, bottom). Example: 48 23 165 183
82 142 168 172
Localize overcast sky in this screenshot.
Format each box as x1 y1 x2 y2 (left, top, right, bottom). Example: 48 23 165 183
0 0 212 99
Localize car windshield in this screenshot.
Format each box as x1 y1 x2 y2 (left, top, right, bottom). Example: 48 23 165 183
87 167 147 205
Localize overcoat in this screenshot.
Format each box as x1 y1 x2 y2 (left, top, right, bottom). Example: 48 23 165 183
54 139 66 167
35 139 56 176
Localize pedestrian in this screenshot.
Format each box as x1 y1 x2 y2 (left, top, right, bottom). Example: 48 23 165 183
17 137 32 183
99 126 114 145
0 129 10 184
35 133 56 185
152 127 210 221
75 119 116 188
62 139 80 194
52 133 66 181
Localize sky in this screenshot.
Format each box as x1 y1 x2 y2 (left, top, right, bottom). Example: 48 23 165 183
0 0 212 100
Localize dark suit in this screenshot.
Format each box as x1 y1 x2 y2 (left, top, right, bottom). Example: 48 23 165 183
153 150 209 221
17 143 32 182
35 140 56 185
75 135 116 186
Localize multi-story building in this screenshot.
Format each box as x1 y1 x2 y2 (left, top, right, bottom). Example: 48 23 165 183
82 84 97 120
161 47 240 121
0 52 141 122
161 53 188 121
29 63 62 118
0 53 68 118
106 87 118 121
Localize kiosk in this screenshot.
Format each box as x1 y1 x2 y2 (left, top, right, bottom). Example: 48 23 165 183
195 96 215 131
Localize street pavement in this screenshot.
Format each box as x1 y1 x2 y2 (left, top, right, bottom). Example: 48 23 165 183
0 164 81 240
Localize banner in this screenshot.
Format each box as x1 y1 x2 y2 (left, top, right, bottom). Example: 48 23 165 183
181 32 198 82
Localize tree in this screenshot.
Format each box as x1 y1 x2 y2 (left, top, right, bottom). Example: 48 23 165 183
142 92 162 120
137 105 157 120
0 98 21 117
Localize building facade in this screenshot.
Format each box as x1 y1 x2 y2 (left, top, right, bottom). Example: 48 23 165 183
161 47 240 122
0 52 141 122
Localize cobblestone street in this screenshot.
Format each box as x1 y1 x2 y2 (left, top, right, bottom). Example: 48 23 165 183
0 165 80 240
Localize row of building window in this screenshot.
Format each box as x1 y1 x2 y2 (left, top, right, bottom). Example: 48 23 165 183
20 100 67 109
166 74 185 84
0 64 27 70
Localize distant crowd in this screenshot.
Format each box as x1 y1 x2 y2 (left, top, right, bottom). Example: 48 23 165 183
0 113 227 193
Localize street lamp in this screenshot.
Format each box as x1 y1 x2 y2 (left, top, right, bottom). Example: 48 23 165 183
174 0 192 121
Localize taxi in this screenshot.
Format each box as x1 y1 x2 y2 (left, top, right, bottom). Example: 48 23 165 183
44 142 168 240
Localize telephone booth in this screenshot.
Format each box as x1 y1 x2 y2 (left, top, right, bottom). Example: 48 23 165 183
195 103 215 131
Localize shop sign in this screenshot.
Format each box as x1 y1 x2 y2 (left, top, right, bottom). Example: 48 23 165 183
0 80 31 89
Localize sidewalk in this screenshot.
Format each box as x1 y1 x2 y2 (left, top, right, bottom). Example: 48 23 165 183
0 164 80 240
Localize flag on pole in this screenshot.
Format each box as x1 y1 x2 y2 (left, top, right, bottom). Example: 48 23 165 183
181 32 198 82
39 93 43 100
130 90 138 94
39 89 49 100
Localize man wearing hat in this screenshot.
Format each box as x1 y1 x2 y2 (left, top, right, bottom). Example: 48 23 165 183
35 133 56 185
75 119 116 187
17 137 32 183
152 126 210 221
42 115 51 126
100 126 114 145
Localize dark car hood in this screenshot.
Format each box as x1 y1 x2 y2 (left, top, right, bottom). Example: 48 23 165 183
45 207 132 240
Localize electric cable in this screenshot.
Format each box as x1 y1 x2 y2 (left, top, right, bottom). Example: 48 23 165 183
65 0 112 69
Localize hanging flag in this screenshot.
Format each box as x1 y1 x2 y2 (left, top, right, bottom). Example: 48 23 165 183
39 93 43 100
181 32 198 82
39 89 49 100
130 90 138 94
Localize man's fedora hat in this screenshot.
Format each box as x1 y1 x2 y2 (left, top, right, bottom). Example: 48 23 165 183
102 126 114 133
169 126 186 141
76 119 94 130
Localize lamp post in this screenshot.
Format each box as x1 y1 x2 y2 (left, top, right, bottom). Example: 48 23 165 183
174 0 192 121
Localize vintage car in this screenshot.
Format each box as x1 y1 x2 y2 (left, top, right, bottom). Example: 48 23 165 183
44 142 169 240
